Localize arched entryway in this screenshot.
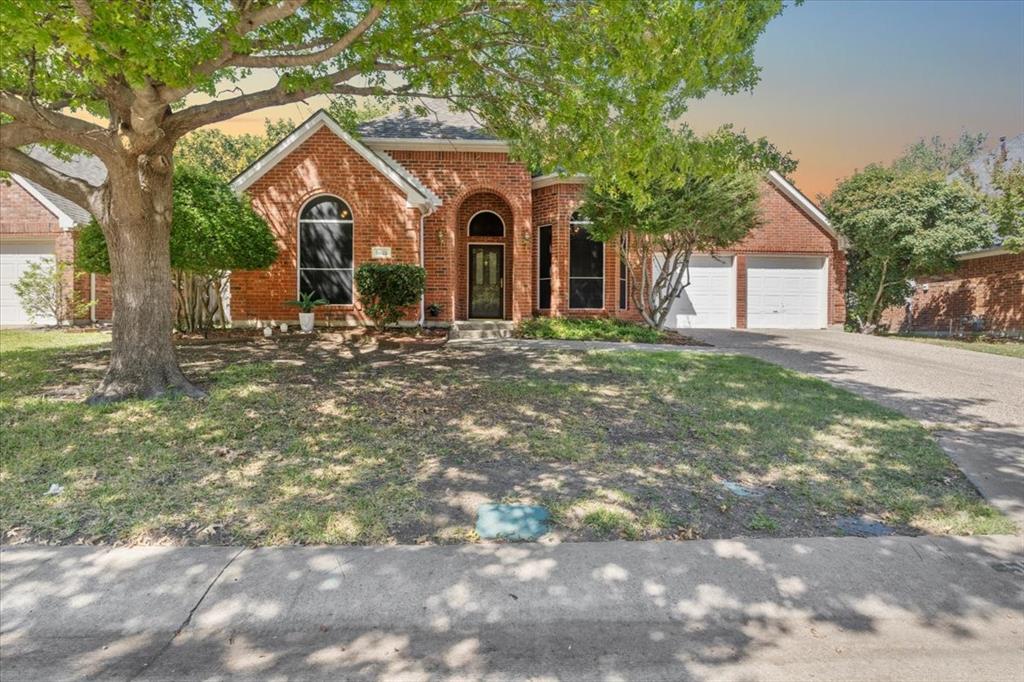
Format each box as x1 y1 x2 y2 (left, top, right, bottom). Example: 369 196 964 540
455 191 515 320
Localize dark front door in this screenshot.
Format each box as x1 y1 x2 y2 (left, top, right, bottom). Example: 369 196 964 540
469 245 504 318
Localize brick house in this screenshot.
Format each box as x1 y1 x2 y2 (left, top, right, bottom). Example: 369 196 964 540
878 134 1024 337
227 109 848 330
1 109 848 330
0 147 111 325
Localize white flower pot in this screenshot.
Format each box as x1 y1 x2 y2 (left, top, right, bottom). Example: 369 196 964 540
299 312 315 332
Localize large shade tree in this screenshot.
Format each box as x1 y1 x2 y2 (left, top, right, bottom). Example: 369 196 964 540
0 0 783 403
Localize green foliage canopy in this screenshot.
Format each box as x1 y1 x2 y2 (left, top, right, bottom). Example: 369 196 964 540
76 166 277 275
581 129 769 328
824 166 991 329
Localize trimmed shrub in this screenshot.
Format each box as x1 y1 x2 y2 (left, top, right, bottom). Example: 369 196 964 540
355 263 426 330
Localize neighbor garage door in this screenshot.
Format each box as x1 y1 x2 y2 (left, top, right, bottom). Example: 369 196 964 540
0 238 56 325
746 256 826 329
659 255 735 329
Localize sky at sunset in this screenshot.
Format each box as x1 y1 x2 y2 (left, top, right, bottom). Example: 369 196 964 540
212 0 1024 200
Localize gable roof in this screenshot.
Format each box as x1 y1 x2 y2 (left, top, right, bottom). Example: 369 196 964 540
948 133 1023 195
12 147 106 228
356 100 509 153
356 105 496 141
229 110 441 209
766 170 848 250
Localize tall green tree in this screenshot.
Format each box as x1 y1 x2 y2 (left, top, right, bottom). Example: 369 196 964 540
824 166 991 331
0 0 783 403
988 146 1024 253
174 119 293 182
77 166 278 334
582 129 778 328
892 131 988 175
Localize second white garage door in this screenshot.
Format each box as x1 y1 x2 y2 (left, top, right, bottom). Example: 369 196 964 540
0 238 57 326
660 255 735 329
746 256 826 329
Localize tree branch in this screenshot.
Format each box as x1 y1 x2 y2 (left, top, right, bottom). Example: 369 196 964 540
0 145 100 214
0 91 113 159
229 4 384 68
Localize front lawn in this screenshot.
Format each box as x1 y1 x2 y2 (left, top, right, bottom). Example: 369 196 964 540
0 328 1011 545
888 334 1024 359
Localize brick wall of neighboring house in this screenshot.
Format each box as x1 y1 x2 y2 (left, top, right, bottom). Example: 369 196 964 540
1 179 63 233
879 252 1024 335
384 149 534 322
230 127 421 324
0 179 104 323
727 182 847 328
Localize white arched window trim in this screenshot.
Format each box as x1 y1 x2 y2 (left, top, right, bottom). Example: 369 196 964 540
297 193 355 305
467 209 506 237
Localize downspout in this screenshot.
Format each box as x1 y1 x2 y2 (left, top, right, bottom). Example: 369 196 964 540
90 273 97 323
418 201 439 327
419 209 426 327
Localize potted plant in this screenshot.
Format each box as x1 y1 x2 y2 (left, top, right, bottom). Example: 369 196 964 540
427 302 442 318
286 291 328 332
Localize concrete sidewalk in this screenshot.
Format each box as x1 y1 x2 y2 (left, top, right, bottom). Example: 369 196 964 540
3 535 1023 681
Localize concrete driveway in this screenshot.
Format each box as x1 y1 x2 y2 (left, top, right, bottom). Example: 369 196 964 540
687 329 1024 525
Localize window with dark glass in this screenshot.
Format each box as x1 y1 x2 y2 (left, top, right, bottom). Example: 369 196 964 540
538 225 552 309
468 210 504 237
569 212 603 309
298 196 353 304
618 234 628 310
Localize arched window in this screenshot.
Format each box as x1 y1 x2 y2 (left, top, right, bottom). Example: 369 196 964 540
468 210 505 237
298 195 353 304
569 211 604 309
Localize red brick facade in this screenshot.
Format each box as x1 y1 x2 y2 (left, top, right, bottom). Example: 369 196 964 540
879 251 1023 335
1 122 850 330
225 126 848 328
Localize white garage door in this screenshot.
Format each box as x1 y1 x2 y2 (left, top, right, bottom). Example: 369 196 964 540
658 255 735 329
746 256 826 329
1 239 56 326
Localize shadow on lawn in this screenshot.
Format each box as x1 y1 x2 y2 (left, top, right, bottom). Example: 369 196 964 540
1 536 1021 680
0 332 1012 545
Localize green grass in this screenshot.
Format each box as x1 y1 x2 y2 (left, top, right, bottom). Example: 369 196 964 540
517 316 668 344
888 335 1024 359
748 511 780 532
0 329 1013 546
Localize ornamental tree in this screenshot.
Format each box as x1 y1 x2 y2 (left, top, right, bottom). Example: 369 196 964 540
0 0 783 402
824 166 991 332
76 165 277 334
581 128 789 329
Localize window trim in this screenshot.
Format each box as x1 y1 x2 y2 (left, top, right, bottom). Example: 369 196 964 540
568 212 605 310
296 193 355 306
618 233 628 310
537 224 553 310
467 209 506 237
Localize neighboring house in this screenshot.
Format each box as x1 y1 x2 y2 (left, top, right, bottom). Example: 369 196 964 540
0 147 111 325
879 134 1024 336
1 108 847 330
228 108 847 330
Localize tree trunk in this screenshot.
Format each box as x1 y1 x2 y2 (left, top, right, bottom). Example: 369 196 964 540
88 153 205 404
862 258 890 334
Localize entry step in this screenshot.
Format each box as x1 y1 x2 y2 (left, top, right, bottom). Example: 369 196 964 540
449 320 516 340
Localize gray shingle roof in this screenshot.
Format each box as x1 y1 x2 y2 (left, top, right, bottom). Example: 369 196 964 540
947 133 1023 248
356 101 496 141
21 146 106 225
947 133 1024 195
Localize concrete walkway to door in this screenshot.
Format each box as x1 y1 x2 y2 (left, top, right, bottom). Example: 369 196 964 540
685 329 1024 526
